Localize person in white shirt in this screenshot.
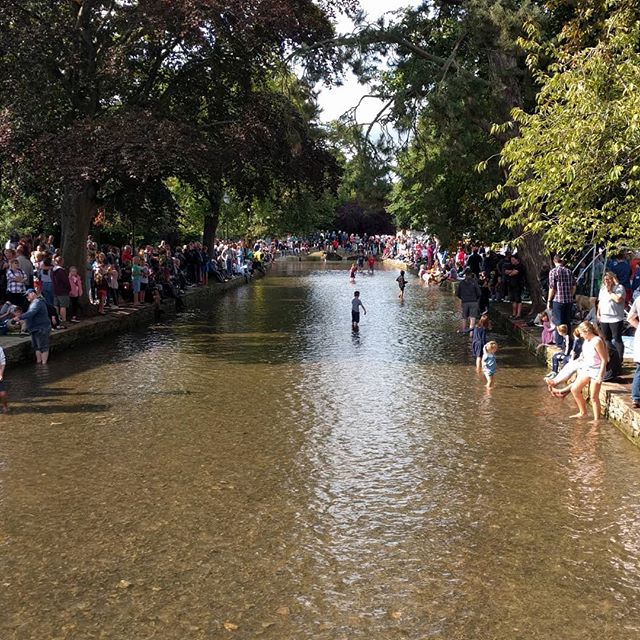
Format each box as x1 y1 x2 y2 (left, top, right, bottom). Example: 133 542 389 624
0 346 8 412
597 271 626 362
626 297 640 409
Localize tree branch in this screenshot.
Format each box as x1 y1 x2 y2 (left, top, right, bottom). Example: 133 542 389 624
365 96 395 140
440 30 466 83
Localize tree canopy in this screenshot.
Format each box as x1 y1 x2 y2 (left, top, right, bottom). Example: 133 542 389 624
497 2 640 252
0 0 351 267
3 0 639 273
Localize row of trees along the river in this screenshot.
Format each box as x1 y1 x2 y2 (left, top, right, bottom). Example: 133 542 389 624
2 1 640 309
332 0 640 307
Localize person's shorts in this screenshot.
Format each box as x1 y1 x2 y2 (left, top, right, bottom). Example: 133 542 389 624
352 311 360 323
0 379 6 392
461 301 479 319
98 289 107 300
54 295 70 308
508 286 522 303
31 328 51 353
132 279 141 294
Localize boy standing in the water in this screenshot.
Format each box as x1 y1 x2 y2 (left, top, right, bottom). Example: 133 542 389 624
396 270 407 300
0 345 8 412
351 291 367 329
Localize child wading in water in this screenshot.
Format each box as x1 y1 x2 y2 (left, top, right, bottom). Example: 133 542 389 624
351 290 366 330
349 263 357 281
482 341 498 388
0 345 8 412
396 270 407 300
472 313 491 370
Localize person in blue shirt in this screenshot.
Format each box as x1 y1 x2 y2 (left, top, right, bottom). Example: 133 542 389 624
631 266 640 299
609 251 632 301
15 288 52 364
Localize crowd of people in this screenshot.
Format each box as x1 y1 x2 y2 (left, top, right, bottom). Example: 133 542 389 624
441 245 639 419
1 233 273 320
0 232 276 408
3 227 640 422
335 231 640 415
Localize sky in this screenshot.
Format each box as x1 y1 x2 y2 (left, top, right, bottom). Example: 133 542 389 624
316 0 422 124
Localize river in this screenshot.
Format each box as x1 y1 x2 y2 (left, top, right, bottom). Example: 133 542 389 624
2 262 640 639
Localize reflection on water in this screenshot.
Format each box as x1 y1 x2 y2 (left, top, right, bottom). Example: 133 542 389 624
1 262 640 639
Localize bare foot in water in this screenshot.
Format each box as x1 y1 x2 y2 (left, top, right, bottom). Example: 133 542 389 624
569 413 587 419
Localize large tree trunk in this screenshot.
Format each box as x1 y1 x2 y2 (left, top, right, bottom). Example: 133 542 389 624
517 231 547 313
203 210 220 256
61 180 98 308
203 186 222 257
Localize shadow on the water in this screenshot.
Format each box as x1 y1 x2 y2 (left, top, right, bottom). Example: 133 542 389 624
8 403 112 414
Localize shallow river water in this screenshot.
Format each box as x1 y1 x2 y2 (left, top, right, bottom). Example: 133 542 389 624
2 262 640 639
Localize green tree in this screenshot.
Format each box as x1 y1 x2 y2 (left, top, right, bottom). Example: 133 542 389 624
496 3 640 251
313 1 551 304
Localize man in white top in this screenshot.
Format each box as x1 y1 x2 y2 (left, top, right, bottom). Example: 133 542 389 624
626 297 640 409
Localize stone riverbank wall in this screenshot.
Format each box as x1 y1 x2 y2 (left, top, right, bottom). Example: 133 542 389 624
383 258 640 448
0 273 262 367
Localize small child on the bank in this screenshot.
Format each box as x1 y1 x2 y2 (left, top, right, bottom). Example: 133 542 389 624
351 290 366 330
471 313 491 370
131 256 142 305
0 345 8 412
107 265 120 307
482 341 498 388
546 326 584 394
396 270 407 300
548 324 572 377
535 310 555 352
68 266 83 322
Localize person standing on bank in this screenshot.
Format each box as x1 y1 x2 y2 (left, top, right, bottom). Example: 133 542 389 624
15 289 51 365
504 254 526 320
627 295 640 409
51 256 71 329
547 254 576 346
597 271 626 363
6 259 27 311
